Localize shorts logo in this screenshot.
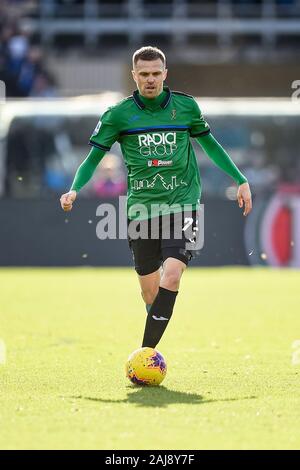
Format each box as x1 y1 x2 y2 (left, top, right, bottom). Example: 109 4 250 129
147 160 173 167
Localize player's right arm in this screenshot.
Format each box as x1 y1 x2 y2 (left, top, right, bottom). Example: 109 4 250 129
60 107 119 212
60 146 105 211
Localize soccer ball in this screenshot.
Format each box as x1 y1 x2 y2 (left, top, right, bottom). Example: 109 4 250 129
125 347 167 386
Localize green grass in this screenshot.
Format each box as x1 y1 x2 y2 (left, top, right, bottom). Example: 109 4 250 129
0 267 300 450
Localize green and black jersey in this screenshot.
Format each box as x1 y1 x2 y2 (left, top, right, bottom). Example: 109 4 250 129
89 87 210 220
71 86 247 220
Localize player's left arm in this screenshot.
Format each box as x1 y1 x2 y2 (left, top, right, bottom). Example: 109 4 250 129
237 181 252 217
189 98 252 216
196 133 252 216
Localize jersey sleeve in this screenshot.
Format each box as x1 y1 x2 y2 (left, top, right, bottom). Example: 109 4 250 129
89 107 119 152
190 99 211 138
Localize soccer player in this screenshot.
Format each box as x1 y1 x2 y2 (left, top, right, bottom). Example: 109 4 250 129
60 46 252 349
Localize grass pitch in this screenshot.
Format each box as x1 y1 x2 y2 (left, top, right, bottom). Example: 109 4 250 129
0 267 300 450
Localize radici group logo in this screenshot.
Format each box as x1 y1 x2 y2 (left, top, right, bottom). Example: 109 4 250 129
245 185 300 267
138 132 177 157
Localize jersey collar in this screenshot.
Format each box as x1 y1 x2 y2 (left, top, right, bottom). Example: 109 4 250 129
133 86 171 110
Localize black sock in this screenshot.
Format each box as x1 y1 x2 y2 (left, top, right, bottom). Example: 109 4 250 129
142 287 178 348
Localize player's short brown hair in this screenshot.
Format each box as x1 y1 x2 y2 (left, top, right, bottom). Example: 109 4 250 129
132 46 166 68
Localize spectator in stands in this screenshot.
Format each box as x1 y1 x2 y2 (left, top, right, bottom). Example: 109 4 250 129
92 153 126 198
0 24 25 96
16 46 43 96
30 70 58 98
0 1 57 97
7 28 29 77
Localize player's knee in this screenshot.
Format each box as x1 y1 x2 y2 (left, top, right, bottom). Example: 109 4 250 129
161 270 182 291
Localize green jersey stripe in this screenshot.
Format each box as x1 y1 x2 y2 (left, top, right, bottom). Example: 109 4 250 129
190 129 211 138
120 126 189 136
89 140 111 152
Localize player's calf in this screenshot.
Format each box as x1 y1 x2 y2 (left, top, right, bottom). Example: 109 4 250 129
141 287 159 306
142 286 178 348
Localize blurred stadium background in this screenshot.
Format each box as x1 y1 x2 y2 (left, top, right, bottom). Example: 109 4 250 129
0 0 299 268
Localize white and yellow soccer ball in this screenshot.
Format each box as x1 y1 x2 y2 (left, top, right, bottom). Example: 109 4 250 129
125 347 167 386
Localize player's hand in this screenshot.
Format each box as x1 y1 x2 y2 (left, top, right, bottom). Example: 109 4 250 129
237 182 252 216
60 190 77 211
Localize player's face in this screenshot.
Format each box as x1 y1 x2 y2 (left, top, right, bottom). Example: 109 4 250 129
132 59 168 99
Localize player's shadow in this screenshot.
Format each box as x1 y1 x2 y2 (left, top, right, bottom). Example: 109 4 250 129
71 388 257 409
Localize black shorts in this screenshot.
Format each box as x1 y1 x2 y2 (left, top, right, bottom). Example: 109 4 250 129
127 210 200 276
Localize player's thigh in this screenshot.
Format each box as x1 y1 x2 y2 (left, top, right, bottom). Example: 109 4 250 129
161 210 199 266
162 256 187 275
128 238 162 276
